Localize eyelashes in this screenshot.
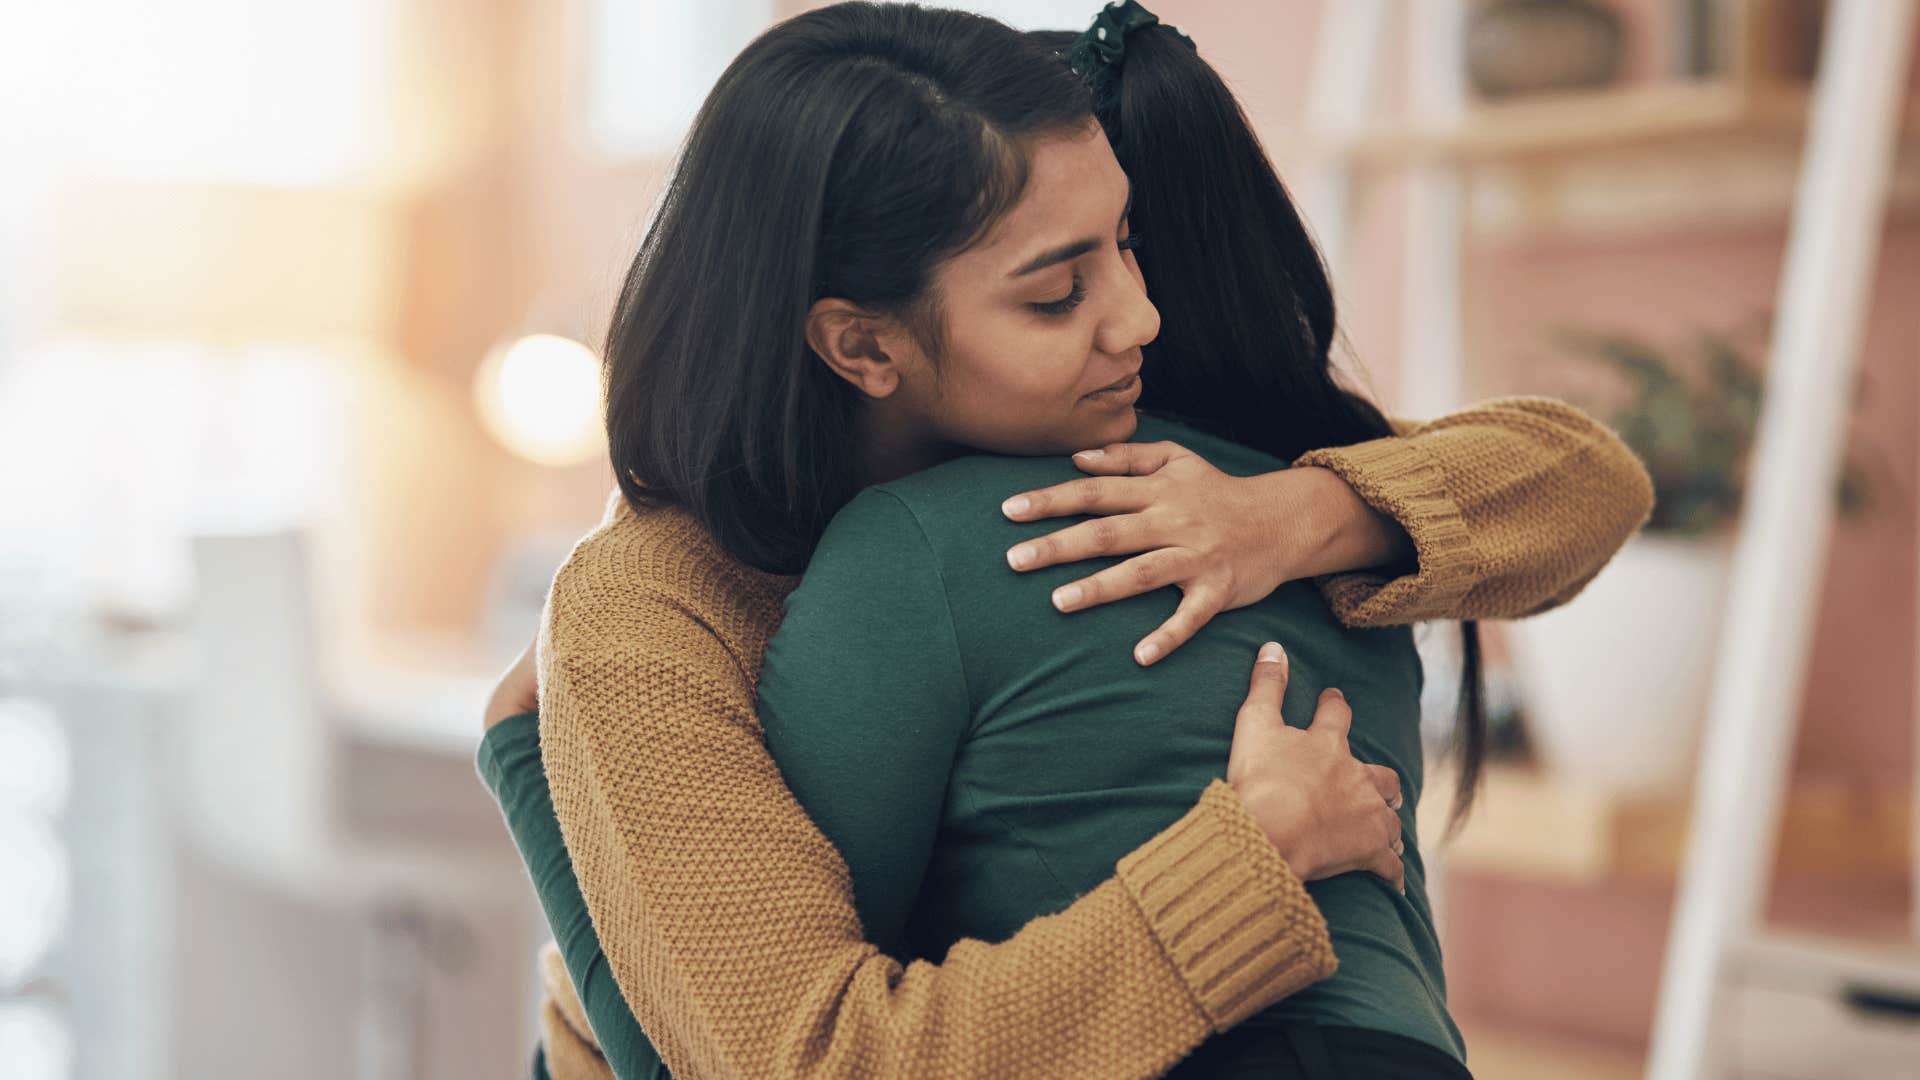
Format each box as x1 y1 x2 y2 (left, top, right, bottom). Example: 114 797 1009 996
1029 232 1145 317
1031 277 1087 316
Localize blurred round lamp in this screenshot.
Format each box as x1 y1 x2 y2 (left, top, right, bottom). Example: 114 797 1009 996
473 333 604 466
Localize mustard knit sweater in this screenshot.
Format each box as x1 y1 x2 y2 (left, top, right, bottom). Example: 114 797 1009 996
532 397 1653 1079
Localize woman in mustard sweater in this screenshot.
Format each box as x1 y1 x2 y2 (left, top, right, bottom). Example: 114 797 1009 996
478 4 1652 1077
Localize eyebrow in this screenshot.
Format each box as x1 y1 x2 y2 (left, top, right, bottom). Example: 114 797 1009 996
1008 180 1135 278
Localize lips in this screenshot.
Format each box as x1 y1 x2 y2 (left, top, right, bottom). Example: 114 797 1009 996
1088 371 1141 396
1083 372 1143 409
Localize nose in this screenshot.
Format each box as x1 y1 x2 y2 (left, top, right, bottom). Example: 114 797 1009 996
1094 260 1160 357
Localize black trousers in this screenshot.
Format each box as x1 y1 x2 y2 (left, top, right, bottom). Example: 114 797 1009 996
1167 1022 1473 1079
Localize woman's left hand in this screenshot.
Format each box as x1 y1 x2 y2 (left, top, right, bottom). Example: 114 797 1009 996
1000 440 1412 666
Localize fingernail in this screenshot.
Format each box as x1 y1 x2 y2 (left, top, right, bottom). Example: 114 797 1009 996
1075 449 1104 461
1135 641 1162 665
1257 641 1284 664
1052 584 1083 611
1001 495 1030 518
1329 687 1345 701
1390 792 1404 810
1007 544 1035 570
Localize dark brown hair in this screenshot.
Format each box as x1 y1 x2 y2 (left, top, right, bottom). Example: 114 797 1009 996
604 2 1091 573
1034 25 1489 829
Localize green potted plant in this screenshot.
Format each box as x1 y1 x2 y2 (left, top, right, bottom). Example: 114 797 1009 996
1504 320 1876 795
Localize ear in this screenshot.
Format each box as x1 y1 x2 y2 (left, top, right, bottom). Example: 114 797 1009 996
806 298 906 399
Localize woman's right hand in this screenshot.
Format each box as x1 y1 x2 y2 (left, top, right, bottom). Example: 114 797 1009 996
1226 642 1406 892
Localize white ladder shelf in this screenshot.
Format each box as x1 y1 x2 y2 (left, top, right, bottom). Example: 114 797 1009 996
1303 3 1920 1076
1648 2 1919 1077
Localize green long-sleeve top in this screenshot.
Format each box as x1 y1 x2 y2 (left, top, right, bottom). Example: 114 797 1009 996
481 399 1652 1077
755 415 1461 1073
480 711 668 1080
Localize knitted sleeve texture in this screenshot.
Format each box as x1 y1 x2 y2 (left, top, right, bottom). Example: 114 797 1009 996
535 504 1334 1079
1294 396 1654 627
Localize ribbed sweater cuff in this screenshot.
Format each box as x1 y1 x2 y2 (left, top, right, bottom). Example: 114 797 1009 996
1115 780 1336 1032
1295 438 1478 628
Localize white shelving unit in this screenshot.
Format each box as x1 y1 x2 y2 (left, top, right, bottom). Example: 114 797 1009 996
1302 3 1920 1076
1648 2 1919 1076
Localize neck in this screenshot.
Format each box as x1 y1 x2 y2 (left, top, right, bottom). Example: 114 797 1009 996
852 401 956 486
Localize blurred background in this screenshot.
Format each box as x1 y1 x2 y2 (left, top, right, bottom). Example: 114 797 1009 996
0 1 1914 1077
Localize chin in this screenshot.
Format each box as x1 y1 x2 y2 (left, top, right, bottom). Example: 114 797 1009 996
1098 407 1140 445
1051 408 1137 455
970 409 1140 459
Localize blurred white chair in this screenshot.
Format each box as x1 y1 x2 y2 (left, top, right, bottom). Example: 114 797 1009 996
174 529 539 1080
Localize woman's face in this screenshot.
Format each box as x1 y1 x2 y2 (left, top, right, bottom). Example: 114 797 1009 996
871 122 1159 465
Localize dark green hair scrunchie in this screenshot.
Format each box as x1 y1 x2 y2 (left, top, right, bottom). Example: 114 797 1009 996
1069 0 1197 109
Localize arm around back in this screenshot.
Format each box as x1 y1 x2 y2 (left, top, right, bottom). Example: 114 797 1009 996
535 569 1334 1079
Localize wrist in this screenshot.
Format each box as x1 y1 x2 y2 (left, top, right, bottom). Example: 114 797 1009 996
1289 466 1413 579
1228 774 1313 879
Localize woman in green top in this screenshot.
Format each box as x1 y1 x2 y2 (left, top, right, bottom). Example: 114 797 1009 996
758 420 1454 1076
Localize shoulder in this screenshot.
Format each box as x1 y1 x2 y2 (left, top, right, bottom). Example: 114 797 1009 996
766 489 973 708
546 492 790 667
854 454 1080 556
1132 413 1286 476
796 486 945 595
783 485 984 646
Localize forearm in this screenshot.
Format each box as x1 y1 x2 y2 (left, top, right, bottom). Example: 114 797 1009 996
542 643 1335 1080
1294 396 1654 627
477 711 660 1080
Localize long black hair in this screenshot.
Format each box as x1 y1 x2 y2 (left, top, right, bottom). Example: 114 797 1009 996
605 2 1091 573
604 1 1486 825
1034 24 1489 830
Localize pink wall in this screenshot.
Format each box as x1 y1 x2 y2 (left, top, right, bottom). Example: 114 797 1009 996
1156 0 1920 790
1442 202 1919 1060
1468 222 1920 790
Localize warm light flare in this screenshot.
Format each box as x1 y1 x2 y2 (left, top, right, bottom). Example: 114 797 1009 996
472 334 604 467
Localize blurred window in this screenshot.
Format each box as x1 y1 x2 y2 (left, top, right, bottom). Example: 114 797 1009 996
0 338 351 619
587 0 776 158
584 1 1107 161
952 1 1110 33
0 0 388 186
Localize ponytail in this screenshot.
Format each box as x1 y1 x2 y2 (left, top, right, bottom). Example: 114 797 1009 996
1037 20 1492 831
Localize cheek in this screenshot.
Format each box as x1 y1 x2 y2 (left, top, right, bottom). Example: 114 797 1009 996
978 328 1082 399
932 322 1117 453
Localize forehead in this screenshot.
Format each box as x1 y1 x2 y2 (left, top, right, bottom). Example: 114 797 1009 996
963 123 1129 267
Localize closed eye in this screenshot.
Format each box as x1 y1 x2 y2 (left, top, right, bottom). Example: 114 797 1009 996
1028 228 1140 318
1031 276 1087 317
